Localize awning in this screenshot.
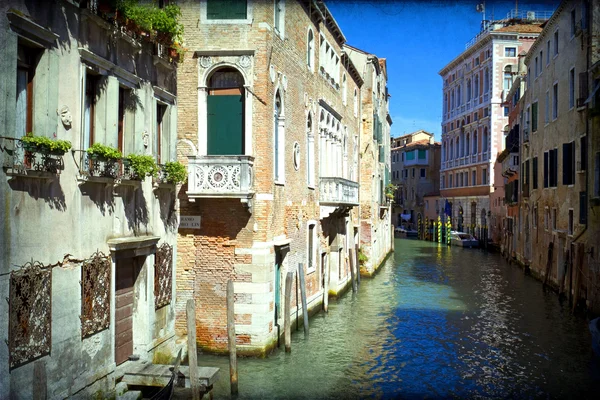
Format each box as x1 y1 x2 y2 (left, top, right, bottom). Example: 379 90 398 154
401 214 411 221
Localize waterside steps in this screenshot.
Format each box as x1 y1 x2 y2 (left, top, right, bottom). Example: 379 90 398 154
120 359 220 399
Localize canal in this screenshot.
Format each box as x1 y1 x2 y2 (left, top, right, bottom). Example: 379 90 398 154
201 239 600 399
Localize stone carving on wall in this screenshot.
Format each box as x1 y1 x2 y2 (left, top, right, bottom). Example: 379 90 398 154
58 106 72 129
238 55 251 69
200 56 212 69
142 131 149 148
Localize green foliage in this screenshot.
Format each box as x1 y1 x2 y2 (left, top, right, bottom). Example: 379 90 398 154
385 183 397 200
358 247 368 265
117 0 184 44
87 143 122 160
22 133 72 154
126 154 158 179
163 161 187 184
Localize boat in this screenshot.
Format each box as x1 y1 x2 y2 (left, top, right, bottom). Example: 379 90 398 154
590 317 600 357
450 231 479 248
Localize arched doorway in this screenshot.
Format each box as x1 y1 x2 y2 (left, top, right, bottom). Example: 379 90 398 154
207 67 245 155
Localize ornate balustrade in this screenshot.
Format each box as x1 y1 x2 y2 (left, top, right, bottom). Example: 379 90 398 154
319 176 359 207
1 137 65 177
187 155 254 199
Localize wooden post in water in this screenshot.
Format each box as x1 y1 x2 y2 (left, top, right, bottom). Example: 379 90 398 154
33 360 47 400
226 281 238 395
297 263 309 336
349 248 357 293
323 255 330 312
284 271 294 352
355 243 361 285
186 299 201 400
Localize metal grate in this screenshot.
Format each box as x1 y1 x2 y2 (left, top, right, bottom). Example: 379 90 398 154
154 243 173 309
8 261 52 369
81 251 111 338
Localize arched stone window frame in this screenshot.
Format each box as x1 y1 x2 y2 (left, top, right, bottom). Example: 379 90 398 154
306 111 315 188
273 87 286 184
306 28 315 72
197 62 253 156
342 73 347 106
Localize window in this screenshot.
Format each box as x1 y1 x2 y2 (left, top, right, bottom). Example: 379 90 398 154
467 79 472 102
16 44 39 138
546 40 551 64
472 170 476 186
473 132 477 154
412 168 415 178
342 73 347 105
504 106 509 117
206 0 248 20
532 102 538 132
207 68 245 155
482 168 487 185
155 103 168 163
307 223 316 272
532 157 538 189
545 91 549 124
353 88 358 116
568 209 574 235
569 68 575 109
563 141 575 185
535 57 539 78
581 136 587 171
484 68 489 93
504 72 512 91
544 148 558 187
442 175 446 189
401 153 404 162
418 149 426 160
449 174 453 188
274 0 285 37
474 75 479 98
306 113 315 187
83 73 99 152
552 208 557 230
554 30 559 56
482 127 488 152
553 83 558 120
595 152 600 197
540 51 543 73
307 28 314 72
420 168 426 178
274 90 285 182
533 207 538 228
505 47 516 57
571 9 577 37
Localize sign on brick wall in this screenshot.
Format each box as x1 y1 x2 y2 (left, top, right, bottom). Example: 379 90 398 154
180 215 201 229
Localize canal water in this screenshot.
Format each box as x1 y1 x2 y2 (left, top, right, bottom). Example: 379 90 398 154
201 239 600 399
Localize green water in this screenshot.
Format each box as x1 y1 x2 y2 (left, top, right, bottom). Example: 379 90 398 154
198 239 600 399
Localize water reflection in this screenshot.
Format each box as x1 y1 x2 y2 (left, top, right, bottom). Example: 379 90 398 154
200 239 600 399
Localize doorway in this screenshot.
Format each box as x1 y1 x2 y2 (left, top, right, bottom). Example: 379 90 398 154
115 256 142 365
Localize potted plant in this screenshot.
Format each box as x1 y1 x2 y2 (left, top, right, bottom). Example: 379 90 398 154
86 143 122 161
385 183 397 201
125 153 158 180
162 161 187 184
21 133 72 155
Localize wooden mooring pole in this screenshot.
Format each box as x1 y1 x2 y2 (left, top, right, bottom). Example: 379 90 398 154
226 281 238 395
349 248 357 293
355 243 361 285
284 271 294 352
323 255 329 312
186 299 201 400
298 263 309 336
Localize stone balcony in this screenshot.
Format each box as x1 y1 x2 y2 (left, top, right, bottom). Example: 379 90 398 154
186 155 254 201
319 176 359 207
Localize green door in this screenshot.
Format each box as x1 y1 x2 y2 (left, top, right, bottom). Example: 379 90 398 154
207 95 243 155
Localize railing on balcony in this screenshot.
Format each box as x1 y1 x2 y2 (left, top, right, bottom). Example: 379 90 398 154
471 154 477 163
319 177 359 206
1 137 65 177
187 155 254 199
78 152 122 181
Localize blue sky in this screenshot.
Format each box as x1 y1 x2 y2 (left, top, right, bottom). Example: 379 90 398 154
327 0 559 140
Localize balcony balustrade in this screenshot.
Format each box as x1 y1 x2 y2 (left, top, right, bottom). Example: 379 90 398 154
471 154 477 163
187 155 254 199
1 137 65 177
319 176 359 207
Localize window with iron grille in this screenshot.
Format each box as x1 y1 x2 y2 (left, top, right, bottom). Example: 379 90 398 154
81 251 111 338
155 243 173 309
9 262 51 369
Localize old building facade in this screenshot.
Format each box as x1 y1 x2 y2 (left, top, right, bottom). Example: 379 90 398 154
346 45 393 275
439 13 547 236
175 0 374 356
390 130 441 232
0 1 179 398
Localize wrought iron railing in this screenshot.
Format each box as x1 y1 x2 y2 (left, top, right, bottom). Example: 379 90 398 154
319 176 359 206
1 137 65 176
187 155 254 198
78 152 121 180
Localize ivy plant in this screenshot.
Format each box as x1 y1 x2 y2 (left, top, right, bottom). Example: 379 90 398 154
22 133 72 155
125 154 158 179
87 143 122 160
117 0 184 44
163 161 187 184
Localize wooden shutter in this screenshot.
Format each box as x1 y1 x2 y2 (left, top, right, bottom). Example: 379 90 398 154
207 95 243 155
533 157 538 189
544 152 549 188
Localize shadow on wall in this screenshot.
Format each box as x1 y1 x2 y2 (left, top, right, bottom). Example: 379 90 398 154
79 182 115 215
8 178 67 211
156 186 179 232
117 185 149 234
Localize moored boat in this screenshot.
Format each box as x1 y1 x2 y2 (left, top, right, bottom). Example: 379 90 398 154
450 231 479 248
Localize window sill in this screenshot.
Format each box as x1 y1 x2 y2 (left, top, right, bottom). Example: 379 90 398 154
306 268 316 275
274 180 285 186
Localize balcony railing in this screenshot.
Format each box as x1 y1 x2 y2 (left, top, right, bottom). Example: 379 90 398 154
319 177 359 206
187 155 254 199
1 137 65 177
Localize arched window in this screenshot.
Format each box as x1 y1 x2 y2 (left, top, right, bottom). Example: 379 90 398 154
306 112 315 187
474 75 479 98
353 88 358 117
207 67 245 155
342 73 347 105
451 90 455 110
473 131 478 153
484 68 490 93
466 79 472 102
457 85 461 106
466 133 470 156
444 93 448 114
274 90 285 182
307 28 314 71
482 127 488 152
449 138 454 159
455 137 460 159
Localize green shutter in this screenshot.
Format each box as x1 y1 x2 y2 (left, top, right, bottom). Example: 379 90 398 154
207 0 247 20
418 149 426 159
207 95 243 155
0 30 17 138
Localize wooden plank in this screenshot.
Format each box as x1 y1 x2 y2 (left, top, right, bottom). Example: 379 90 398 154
186 299 200 400
297 263 309 336
284 271 294 352
227 280 238 395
